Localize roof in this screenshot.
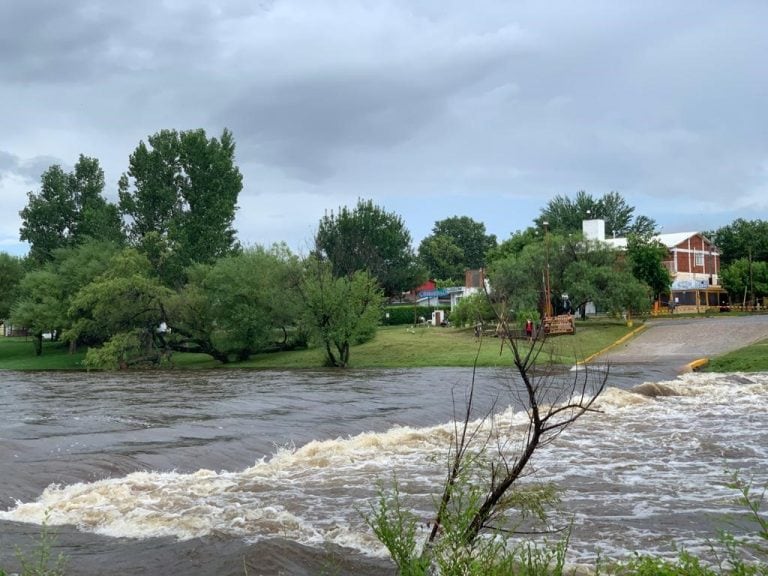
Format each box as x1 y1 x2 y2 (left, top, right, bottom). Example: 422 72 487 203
605 231 706 251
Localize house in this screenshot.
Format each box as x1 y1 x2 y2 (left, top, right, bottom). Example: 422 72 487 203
584 220 729 312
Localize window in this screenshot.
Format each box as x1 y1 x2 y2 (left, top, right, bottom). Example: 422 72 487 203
694 252 704 267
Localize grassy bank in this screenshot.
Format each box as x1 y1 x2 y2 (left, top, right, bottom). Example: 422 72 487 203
704 338 768 372
0 319 637 371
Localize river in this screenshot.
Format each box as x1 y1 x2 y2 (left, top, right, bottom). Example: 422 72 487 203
1 366 767 575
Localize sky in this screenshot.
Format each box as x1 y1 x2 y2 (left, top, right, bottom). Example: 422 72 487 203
2 0 767 257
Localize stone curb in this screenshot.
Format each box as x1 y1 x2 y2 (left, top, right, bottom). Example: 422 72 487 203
577 323 649 365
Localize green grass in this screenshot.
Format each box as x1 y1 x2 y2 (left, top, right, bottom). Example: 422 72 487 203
704 338 768 372
233 319 637 369
0 338 86 370
0 320 637 371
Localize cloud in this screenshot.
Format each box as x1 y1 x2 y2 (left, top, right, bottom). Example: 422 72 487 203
1 0 767 256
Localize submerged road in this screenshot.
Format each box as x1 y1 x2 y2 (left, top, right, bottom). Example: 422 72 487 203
596 314 768 373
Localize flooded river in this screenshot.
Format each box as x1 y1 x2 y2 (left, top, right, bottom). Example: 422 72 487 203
1 366 767 575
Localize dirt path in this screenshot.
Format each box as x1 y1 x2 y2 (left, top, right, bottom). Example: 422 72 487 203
597 315 768 371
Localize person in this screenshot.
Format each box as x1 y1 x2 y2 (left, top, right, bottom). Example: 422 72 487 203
525 318 533 340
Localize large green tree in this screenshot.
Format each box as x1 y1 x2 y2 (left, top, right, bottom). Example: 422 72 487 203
19 156 122 265
315 198 423 296
68 249 173 369
118 128 243 284
167 245 304 363
10 240 121 354
535 191 656 238
418 216 497 280
300 258 382 367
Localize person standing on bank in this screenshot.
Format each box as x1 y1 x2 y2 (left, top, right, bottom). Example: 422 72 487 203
525 318 533 341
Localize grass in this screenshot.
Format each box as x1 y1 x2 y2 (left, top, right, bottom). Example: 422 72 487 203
0 319 637 371
230 319 637 369
704 338 768 372
0 338 86 370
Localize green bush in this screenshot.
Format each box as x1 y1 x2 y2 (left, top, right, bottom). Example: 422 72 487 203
383 305 450 326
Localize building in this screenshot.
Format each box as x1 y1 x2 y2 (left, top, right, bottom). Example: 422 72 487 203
584 220 729 312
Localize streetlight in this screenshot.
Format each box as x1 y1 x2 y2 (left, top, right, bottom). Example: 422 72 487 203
543 220 552 318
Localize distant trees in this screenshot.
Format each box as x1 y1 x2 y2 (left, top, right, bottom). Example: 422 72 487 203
19 156 123 264
118 128 243 285
708 219 768 306
488 233 651 320
418 216 497 284
0 253 25 320
535 190 656 238
315 198 423 297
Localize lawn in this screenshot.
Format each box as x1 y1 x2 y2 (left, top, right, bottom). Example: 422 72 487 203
704 338 768 372
0 319 638 371
0 337 86 370
234 319 637 369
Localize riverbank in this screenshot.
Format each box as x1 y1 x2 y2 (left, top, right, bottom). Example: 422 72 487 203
4 316 768 373
0 320 635 371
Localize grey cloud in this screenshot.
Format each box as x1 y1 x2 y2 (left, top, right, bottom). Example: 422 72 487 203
0 151 62 182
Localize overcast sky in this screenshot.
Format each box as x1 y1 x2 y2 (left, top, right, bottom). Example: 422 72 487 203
2 0 767 257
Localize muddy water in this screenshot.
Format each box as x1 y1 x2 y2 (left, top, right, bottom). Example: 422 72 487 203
1 367 766 575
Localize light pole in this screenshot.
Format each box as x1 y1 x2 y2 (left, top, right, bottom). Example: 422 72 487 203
543 220 552 318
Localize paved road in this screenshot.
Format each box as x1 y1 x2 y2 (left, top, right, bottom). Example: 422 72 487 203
598 315 768 374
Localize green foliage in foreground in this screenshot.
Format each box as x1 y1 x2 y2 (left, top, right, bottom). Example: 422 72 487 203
1 515 67 576
705 338 768 372
370 472 768 576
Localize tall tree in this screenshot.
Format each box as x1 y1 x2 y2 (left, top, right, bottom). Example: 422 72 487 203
118 128 243 284
535 190 656 238
315 198 423 296
19 156 122 264
417 235 465 284
419 216 497 276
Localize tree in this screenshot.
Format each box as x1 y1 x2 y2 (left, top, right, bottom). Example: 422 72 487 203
9 240 120 354
489 233 651 320
721 258 768 306
10 269 64 355
709 218 768 266
19 156 123 264
300 258 383 367
315 199 423 296
118 128 243 284
417 235 465 284
709 219 768 307
167 245 304 363
0 253 25 320
626 234 672 301
419 216 497 277
68 249 173 368
535 190 656 238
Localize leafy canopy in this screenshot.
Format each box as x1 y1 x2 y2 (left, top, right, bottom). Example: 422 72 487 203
19 156 122 265
118 128 243 285
315 198 423 297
